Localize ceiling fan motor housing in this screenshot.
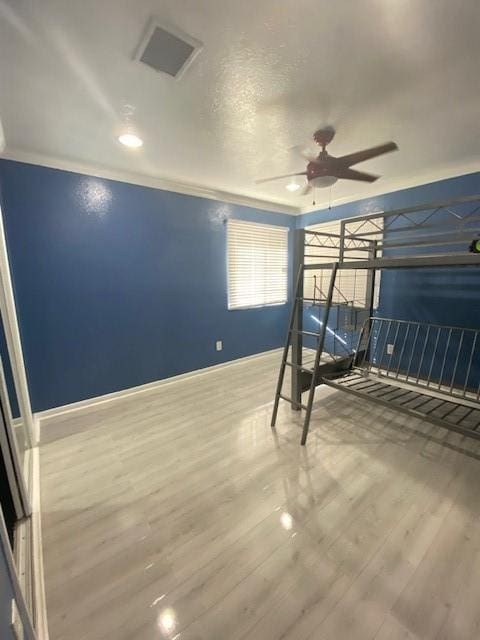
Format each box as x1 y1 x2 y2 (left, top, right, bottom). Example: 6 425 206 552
313 127 336 149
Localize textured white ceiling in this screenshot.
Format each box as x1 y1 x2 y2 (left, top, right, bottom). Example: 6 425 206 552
0 0 479 212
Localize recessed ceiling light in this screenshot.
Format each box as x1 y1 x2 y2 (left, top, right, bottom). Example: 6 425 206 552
286 181 301 192
118 133 143 148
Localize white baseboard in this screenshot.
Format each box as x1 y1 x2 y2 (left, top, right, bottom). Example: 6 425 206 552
31 447 49 640
11 416 40 446
37 348 282 427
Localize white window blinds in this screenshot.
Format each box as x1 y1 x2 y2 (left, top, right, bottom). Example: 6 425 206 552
227 219 289 310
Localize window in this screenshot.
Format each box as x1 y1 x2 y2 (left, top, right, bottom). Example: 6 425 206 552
305 218 383 308
227 219 289 310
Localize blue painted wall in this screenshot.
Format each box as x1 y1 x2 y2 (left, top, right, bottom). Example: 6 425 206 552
0 160 294 412
0 159 478 412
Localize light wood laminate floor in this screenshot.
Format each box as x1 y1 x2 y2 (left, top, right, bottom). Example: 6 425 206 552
40 350 480 640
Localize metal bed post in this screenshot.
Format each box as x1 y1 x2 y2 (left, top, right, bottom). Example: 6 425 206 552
353 319 368 367
362 240 377 367
339 219 346 263
291 229 305 411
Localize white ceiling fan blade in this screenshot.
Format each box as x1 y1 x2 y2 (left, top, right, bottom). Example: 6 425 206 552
255 171 307 185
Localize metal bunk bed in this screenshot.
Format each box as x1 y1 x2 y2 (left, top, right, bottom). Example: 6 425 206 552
271 194 480 445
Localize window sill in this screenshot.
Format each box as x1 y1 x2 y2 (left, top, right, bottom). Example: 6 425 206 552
228 301 288 311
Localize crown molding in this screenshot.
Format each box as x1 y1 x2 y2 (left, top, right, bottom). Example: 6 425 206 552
2 148 478 218
300 158 480 214
0 147 301 216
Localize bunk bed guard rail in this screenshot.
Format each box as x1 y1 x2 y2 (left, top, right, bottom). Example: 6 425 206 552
317 316 480 441
355 317 480 403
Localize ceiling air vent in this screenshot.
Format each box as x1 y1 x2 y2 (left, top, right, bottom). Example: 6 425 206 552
135 19 202 80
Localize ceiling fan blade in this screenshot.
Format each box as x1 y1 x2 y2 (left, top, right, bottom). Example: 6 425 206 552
334 168 379 183
290 145 319 163
255 172 307 184
338 142 398 167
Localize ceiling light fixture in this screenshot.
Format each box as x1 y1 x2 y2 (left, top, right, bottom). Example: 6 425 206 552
286 181 300 192
118 133 143 148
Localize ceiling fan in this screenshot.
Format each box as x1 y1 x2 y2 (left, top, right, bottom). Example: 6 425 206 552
256 126 398 196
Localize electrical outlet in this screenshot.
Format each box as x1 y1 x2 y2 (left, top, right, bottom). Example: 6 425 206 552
387 343 394 355
216 340 223 352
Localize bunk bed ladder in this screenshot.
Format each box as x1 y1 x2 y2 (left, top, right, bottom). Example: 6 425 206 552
271 266 306 427
301 262 338 445
271 263 339 446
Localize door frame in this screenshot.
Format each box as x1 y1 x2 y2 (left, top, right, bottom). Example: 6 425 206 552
0 202 35 454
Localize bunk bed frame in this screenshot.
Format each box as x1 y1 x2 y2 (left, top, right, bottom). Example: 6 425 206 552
271 194 480 445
